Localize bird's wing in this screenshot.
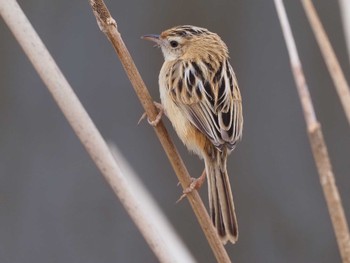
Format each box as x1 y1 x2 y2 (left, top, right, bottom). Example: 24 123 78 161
168 59 243 151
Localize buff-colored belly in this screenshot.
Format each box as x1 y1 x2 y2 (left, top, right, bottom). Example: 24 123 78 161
159 85 206 158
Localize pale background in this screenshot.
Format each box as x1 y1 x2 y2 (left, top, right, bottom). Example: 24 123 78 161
1 1 350 262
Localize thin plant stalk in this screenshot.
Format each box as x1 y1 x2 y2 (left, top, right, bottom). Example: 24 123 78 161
274 1 350 262
108 144 197 263
302 0 350 127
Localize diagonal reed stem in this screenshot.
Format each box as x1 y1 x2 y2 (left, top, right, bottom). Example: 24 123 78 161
274 1 350 262
302 0 350 127
89 0 232 262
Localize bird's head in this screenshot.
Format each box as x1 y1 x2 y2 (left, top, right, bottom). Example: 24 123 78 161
142 25 228 62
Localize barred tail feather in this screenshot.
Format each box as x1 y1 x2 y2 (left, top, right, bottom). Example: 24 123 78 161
206 150 238 244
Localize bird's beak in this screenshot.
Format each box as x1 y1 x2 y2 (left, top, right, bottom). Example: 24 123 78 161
141 34 161 45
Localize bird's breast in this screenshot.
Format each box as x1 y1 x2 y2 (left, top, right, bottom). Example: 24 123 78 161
159 64 207 158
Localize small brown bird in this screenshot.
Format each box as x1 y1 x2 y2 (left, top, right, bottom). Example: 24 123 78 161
143 25 243 244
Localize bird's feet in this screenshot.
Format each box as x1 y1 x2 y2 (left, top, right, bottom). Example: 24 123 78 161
176 171 206 203
138 101 164 126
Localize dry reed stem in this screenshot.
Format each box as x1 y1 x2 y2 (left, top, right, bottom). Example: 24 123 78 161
302 0 350 127
274 1 350 262
89 0 232 262
0 1 199 262
108 144 196 263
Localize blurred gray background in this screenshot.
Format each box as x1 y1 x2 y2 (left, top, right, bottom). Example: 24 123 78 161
1 1 350 262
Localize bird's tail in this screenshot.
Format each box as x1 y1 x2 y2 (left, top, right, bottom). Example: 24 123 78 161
205 149 238 244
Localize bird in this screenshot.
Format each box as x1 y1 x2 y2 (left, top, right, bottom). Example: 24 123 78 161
142 25 243 245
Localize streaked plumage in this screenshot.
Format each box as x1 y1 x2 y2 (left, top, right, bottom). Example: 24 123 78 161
143 25 243 244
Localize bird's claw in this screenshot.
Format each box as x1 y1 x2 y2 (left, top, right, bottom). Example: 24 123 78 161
138 102 164 126
176 171 206 203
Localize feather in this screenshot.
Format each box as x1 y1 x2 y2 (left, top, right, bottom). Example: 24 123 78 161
168 58 243 152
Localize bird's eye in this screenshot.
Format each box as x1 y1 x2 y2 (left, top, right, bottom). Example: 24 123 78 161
170 40 179 48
